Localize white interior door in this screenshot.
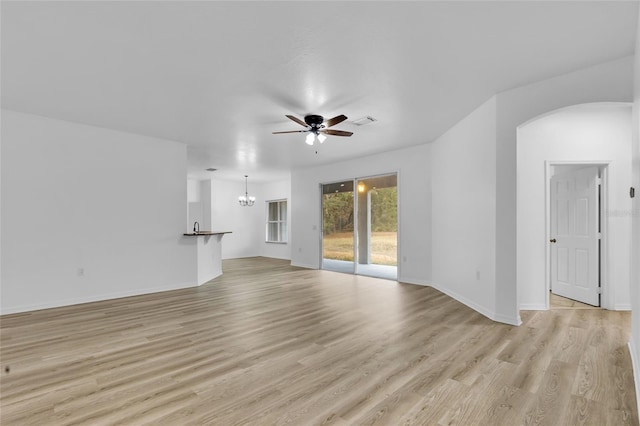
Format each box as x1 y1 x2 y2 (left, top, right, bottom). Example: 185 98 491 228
550 166 599 306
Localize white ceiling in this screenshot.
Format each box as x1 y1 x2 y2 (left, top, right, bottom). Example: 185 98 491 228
2 1 638 182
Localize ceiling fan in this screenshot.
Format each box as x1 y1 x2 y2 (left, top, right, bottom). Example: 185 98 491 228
273 114 353 145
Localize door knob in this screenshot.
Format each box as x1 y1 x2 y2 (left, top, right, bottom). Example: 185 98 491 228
550 238 557 243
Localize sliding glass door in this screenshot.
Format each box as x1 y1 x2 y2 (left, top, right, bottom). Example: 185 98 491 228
321 180 355 274
355 174 398 280
321 173 398 280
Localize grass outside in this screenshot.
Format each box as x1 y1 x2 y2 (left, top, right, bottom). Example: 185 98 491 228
323 232 397 266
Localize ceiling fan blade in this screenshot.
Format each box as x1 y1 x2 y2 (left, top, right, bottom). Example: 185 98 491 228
286 115 308 128
324 114 348 128
320 129 353 137
272 130 308 134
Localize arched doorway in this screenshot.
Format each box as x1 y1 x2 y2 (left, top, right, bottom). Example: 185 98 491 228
516 102 633 310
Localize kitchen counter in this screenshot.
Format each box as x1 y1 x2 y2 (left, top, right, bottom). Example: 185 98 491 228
183 231 232 236
182 231 231 285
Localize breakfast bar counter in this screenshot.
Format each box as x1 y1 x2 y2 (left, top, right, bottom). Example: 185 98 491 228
183 231 232 285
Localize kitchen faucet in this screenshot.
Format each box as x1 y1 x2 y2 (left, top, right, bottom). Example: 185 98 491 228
193 221 200 233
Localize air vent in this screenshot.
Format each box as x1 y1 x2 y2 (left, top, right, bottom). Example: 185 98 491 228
352 116 377 126
206 168 217 172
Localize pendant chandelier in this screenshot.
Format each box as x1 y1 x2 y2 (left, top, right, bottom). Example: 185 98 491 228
238 175 255 207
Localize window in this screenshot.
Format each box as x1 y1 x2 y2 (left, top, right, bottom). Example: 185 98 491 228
266 199 287 243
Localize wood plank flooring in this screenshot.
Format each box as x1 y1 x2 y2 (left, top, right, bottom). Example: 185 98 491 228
550 292 600 310
1 257 637 425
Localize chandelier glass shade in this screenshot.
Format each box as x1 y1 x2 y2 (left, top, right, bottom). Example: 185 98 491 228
238 175 255 207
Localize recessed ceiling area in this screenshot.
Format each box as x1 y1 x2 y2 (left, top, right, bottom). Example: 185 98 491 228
1 1 638 182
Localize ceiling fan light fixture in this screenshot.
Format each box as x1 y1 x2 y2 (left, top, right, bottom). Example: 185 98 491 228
274 114 353 146
305 133 315 145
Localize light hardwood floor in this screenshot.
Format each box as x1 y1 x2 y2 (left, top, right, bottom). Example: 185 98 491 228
1 257 637 425
550 292 600 310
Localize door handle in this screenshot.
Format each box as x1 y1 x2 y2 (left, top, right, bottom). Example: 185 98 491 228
550 238 557 243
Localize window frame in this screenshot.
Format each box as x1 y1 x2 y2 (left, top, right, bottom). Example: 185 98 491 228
265 199 288 244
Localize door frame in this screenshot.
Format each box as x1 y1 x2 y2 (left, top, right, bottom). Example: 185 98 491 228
319 171 400 280
544 160 610 309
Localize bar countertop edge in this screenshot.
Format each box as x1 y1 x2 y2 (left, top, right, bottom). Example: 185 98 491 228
182 231 232 236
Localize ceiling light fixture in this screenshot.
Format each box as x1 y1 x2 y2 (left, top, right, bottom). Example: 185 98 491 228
238 175 255 207
274 114 354 147
305 133 315 145
305 130 327 146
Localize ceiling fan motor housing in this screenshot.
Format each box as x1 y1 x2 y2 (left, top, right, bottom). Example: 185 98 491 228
304 114 324 131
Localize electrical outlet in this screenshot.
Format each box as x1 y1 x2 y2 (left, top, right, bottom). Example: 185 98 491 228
476 269 480 280
77 268 85 277
403 256 407 262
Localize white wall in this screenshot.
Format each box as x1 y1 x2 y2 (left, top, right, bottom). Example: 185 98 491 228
431 96 498 321
290 144 431 284
192 177 291 261
629 8 640 416
1 110 196 314
209 178 263 259
187 178 203 231
495 56 635 324
259 178 291 260
517 103 632 310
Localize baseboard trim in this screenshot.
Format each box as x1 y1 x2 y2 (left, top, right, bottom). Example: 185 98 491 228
259 254 292 261
494 312 523 326
615 303 632 311
398 276 430 286
520 303 548 311
428 280 494 321
290 262 318 270
0 281 197 316
428 280 521 326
